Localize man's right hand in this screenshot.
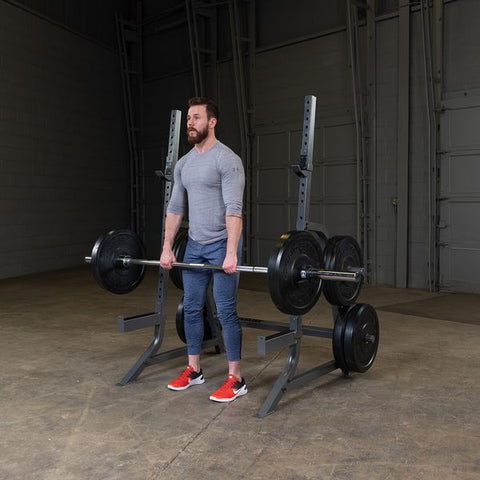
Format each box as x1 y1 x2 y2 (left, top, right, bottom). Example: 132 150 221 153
160 248 176 270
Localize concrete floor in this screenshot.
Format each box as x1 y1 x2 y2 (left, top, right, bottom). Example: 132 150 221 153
1 267 480 480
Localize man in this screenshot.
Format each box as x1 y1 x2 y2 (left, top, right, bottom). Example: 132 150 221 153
160 97 247 403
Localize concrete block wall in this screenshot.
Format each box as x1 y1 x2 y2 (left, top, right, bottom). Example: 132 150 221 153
0 1 128 279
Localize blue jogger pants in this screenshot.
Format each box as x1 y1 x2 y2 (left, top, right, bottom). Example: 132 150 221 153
181 236 242 361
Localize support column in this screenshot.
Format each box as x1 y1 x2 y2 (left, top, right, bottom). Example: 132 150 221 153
430 0 444 290
395 0 411 288
365 0 376 283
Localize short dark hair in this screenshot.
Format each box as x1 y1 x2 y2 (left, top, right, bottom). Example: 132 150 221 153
188 97 218 121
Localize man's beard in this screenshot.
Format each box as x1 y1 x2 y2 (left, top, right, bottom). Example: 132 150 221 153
187 126 208 145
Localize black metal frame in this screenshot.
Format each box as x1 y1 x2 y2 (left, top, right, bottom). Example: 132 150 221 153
116 97 346 418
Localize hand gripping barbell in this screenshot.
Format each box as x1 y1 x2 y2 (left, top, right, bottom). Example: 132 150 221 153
85 229 364 315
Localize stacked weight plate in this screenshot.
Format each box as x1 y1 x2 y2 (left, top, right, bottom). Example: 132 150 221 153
321 235 379 374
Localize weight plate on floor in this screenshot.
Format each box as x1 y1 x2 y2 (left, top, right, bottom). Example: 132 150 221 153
343 303 379 373
332 307 349 374
90 229 146 294
170 228 188 290
323 236 363 306
267 230 324 315
175 296 214 343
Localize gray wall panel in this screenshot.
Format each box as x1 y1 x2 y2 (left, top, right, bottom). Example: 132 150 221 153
442 248 480 292
439 200 480 292
441 107 480 151
324 164 356 199
406 11 431 288
324 123 356 160
257 169 289 201
438 123 480 291
441 153 480 195
255 34 353 125
374 17 398 285
445 203 480 246
253 117 357 264
257 132 288 168
308 168 325 203
437 0 480 292
324 204 357 236
254 204 290 240
444 0 480 94
256 0 346 47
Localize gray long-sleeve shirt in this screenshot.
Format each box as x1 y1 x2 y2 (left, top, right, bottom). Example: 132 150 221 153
167 141 245 244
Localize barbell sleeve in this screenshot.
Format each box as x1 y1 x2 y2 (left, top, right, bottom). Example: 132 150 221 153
84 256 361 282
302 268 362 282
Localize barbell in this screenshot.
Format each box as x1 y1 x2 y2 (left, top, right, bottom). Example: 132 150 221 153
85 229 364 315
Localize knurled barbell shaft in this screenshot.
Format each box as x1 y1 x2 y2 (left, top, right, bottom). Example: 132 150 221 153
84 256 268 273
173 261 269 274
84 256 362 282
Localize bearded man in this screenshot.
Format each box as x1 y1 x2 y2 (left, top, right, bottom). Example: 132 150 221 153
160 97 247 403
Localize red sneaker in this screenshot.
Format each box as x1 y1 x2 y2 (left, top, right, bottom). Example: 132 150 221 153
209 374 247 402
167 365 205 391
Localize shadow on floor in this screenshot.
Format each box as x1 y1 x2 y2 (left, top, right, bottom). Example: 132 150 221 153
377 292 480 325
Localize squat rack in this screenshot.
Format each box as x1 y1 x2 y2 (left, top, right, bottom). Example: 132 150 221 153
116 96 349 418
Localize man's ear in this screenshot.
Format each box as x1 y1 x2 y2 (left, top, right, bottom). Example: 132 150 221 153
209 117 217 129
